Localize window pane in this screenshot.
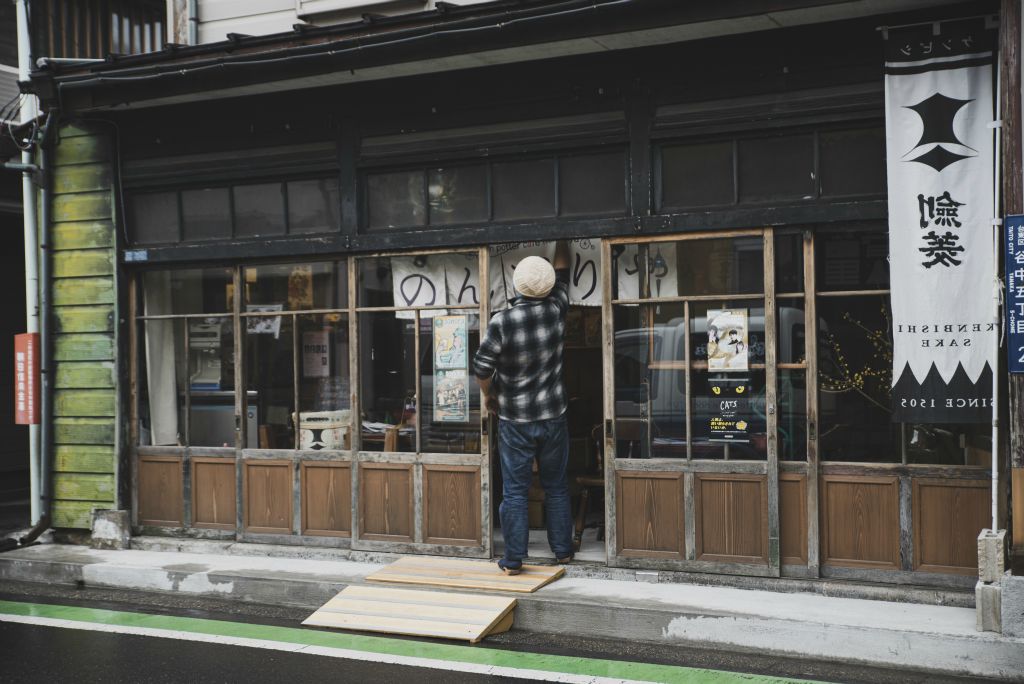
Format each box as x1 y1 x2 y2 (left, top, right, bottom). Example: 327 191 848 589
777 297 806 365
181 187 231 241
419 313 481 454
138 319 183 446
130 192 178 244
905 423 991 466
738 134 815 203
817 294 898 462
691 301 767 460
492 159 555 221
245 261 346 311
245 315 294 449
775 230 804 293
559 151 625 217
288 178 339 234
367 170 425 229
660 141 733 208
816 225 889 291
613 238 763 300
142 268 233 315
779 368 807 461
187 318 237 446
820 127 886 197
428 165 488 225
234 182 286 237
612 304 687 459
691 368 767 460
359 312 416 453
297 313 351 450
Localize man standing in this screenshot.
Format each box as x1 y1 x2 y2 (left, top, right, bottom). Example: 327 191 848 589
473 242 573 575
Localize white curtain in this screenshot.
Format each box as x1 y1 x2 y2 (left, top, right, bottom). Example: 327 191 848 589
143 272 179 445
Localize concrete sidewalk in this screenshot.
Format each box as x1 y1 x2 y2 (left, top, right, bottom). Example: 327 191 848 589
0 540 1020 681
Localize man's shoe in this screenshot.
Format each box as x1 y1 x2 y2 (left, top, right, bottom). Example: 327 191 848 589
556 553 574 565
497 558 522 576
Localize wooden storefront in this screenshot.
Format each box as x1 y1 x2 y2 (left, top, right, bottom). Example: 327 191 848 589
41 7 1002 589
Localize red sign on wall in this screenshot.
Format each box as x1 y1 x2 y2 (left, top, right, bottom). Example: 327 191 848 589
14 333 39 425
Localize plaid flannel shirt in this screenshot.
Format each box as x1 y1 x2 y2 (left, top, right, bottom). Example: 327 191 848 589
472 271 569 423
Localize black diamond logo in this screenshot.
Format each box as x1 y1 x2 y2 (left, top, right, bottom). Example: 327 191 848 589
903 92 975 172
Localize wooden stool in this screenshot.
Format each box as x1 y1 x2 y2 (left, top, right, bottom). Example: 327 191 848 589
573 475 605 551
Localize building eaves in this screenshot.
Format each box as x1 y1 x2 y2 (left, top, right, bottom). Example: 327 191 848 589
30 0 968 112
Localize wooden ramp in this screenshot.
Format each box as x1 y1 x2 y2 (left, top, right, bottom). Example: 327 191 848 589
366 556 565 593
302 585 516 643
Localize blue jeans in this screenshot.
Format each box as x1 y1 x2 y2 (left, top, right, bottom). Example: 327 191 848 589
498 415 573 564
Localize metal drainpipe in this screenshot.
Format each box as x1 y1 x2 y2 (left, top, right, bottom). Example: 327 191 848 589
15 0 41 526
17 113 54 547
188 0 199 45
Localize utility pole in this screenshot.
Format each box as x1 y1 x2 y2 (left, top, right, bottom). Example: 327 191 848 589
15 0 40 525
1002 0 1023 570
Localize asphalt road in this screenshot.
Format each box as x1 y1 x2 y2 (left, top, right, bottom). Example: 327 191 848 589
1 621 505 684
0 580 991 684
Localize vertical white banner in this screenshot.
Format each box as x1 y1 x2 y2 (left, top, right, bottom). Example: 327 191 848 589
885 19 996 422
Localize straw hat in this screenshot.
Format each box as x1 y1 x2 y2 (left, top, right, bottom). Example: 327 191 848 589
513 256 556 298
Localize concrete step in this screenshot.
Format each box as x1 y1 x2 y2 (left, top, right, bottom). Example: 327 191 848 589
0 542 1020 681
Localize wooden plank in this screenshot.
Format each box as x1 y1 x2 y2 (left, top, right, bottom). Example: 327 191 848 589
53 277 114 306
55 361 116 389
54 445 115 473
303 585 516 643
912 478 989 575
54 389 116 417
53 191 112 222
52 221 115 250
54 135 109 165
53 162 112 194
54 306 114 333
54 335 115 362
52 500 98 529
53 473 115 502
367 556 564 593
803 229 820 576
53 249 114 278
763 228 780 576
54 417 115 445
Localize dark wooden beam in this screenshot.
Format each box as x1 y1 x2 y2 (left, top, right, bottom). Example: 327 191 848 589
1000 0 1024 564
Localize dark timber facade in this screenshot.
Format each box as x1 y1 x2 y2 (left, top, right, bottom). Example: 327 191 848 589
28 0 1016 589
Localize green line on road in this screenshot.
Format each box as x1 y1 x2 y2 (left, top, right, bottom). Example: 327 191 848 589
0 599 815 684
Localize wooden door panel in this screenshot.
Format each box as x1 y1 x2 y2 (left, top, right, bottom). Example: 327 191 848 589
913 478 988 574
695 474 768 564
137 455 182 527
302 461 351 537
244 460 293 534
423 465 481 545
191 457 235 529
360 463 414 542
616 472 684 559
821 475 899 569
779 474 807 565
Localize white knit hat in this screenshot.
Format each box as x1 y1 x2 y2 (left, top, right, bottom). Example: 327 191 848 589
513 256 556 298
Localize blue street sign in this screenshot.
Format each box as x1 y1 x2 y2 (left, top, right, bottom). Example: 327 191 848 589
1007 215 1024 373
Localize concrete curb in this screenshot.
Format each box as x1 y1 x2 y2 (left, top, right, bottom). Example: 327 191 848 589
0 543 1020 681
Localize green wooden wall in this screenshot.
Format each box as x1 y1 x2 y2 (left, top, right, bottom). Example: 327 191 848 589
50 123 118 529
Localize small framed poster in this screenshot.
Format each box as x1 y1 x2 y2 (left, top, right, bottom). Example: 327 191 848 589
434 369 470 423
707 309 749 371
433 315 468 370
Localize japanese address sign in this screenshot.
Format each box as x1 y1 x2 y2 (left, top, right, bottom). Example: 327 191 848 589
1007 215 1024 373
884 18 997 422
14 333 38 425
